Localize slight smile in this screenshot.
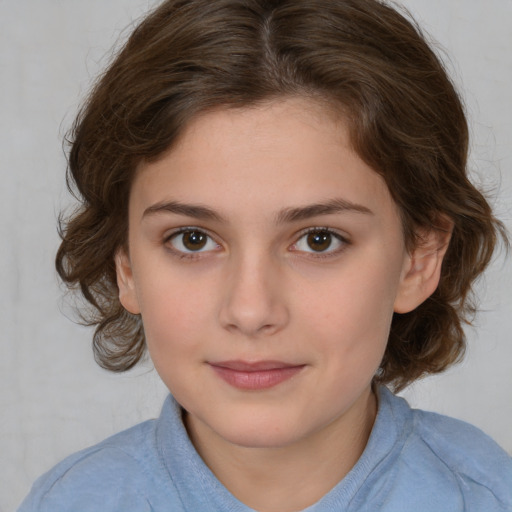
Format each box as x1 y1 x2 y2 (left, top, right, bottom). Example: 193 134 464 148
208 361 306 390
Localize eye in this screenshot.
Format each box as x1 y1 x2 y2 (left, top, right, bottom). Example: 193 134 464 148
167 229 219 254
292 229 347 255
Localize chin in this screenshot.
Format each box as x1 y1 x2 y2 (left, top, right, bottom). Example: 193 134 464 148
213 410 311 449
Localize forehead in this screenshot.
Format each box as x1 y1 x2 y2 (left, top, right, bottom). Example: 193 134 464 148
131 98 398 223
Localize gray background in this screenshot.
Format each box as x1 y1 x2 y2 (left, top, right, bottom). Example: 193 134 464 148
1 1 511 510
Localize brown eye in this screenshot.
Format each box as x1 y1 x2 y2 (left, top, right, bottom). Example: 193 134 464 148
182 230 207 251
169 229 218 253
306 231 332 252
292 229 347 256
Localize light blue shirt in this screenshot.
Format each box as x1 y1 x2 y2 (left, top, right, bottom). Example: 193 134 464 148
18 387 512 511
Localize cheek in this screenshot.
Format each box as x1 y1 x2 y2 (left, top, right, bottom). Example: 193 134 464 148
133 264 217 365
300 262 399 363
140 292 209 397
142 292 208 345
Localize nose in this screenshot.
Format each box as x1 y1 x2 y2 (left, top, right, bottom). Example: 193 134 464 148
218 252 289 337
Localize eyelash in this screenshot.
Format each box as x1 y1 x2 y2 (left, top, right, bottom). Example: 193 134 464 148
163 227 221 260
163 226 350 260
290 227 350 259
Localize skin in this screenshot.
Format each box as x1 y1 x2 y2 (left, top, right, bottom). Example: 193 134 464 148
116 98 448 511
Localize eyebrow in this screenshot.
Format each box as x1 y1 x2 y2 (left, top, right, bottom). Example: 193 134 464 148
275 198 373 223
143 201 225 222
142 198 373 224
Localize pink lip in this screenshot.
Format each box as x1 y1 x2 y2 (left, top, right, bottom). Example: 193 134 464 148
209 360 305 390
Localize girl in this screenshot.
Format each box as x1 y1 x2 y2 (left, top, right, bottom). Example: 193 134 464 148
19 0 512 510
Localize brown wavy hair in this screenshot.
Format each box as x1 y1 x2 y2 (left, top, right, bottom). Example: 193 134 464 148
56 0 507 391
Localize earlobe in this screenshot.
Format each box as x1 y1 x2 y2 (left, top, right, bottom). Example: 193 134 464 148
394 220 453 314
115 249 141 315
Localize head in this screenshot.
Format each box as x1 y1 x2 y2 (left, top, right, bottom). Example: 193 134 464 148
57 0 504 393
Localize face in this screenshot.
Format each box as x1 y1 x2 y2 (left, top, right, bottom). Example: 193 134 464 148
117 98 417 450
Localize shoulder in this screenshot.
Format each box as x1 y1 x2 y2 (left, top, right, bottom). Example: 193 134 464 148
411 406 512 478
394 394 512 510
17 418 181 512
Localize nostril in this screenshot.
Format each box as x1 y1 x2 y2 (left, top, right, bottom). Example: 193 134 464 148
219 295 289 337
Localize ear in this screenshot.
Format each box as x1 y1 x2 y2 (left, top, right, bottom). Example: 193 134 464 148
394 218 453 314
115 249 141 315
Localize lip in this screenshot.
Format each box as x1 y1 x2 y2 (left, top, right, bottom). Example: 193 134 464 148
209 360 305 390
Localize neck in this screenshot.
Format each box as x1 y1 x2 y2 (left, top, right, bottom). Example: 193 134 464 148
185 388 377 512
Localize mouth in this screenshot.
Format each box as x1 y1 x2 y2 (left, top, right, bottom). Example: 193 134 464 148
208 360 306 390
